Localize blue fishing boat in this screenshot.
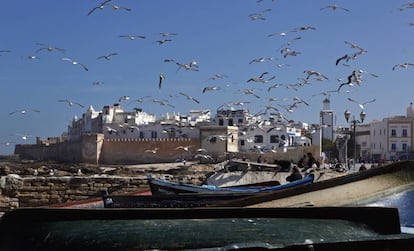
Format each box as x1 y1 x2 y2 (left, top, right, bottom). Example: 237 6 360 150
148 173 314 195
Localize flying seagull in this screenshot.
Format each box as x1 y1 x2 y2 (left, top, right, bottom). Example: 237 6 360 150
118 96 130 102
347 97 376 110
119 35 146 40
9 109 40 115
35 43 65 53
97 52 118 61
58 100 84 108
392 63 414 71
179 92 200 104
87 0 112 15
320 5 350 11
159 73 165 89
145 148 158 154
61 58 89 71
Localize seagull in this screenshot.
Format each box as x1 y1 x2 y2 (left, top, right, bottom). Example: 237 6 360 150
9 109 40 115
155 39 172 45
127 96 151 105
176 60 199 72
248 8 272 21
283 51 301 58
335 54 352 66
247 72 275 83
320 5 350 11
87 0 112 15
179 92 200 104
241 89 261 99
92 81 104 85
35 43 65 53
118 96 130 102
267 83 283 92
145 148 158 154
249 57 275 64
304 70 328 80
392 63 414 71
106 126 117 133
0 50 11 55
97 52 118 61
57 99 84 108
206 73 228 81
61 58 88 71
344 41 365 51
159 72 165 89
15 133 34 141
176 145 192 151
341 70 362 86
202 86 221 93
159 32 178 37
292 26 316 32
347 97 376 110
106 3 131 12
207 133 233 143
119 35 146 40
152 99 175 108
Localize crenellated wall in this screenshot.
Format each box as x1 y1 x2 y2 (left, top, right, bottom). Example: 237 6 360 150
15 135 200 164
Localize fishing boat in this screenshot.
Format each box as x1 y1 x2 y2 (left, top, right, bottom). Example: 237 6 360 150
148 173 314 195
206 159 284 188
102 193 252 208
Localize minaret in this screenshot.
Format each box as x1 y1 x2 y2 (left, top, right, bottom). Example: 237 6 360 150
407 102 414 118
320 97 334 140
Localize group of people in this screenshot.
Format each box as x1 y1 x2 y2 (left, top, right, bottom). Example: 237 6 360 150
286 152 318 182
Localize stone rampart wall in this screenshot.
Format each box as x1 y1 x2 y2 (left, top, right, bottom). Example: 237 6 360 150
0 175 150 211
15 137 201 164
100 138 200 164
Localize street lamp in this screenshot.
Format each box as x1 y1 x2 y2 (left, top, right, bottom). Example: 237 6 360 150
344 109 366 171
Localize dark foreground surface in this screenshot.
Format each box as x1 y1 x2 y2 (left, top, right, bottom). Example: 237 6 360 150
0 207 413 251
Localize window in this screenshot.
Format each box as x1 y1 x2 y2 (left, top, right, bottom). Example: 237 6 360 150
238 119 243 124
403 129 408 137
402 143 408 151
139 132 144 139
151 131 157 139
240 139 245 146
391 129 396 137
218 119 224 126
254 135 263 143
228 119 233 126
270 135 279 143
391 143 396 151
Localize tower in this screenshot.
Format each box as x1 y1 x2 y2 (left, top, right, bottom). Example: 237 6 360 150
320 97 334 140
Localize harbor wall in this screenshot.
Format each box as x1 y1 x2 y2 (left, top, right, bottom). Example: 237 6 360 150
0 175 150 211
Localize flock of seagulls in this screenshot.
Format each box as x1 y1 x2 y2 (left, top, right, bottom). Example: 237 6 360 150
2 1 414 154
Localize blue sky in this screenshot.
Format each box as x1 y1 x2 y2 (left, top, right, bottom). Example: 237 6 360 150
1 0 413 154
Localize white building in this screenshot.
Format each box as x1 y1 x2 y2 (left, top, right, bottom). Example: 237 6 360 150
346 103 414 162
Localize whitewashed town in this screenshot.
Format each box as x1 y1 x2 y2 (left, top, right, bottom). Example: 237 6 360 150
14 98 414 166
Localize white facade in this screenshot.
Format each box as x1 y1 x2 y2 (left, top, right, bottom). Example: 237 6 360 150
357 103 414 161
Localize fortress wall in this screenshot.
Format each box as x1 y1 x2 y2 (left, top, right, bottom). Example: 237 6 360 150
0 175 150 211
14 141 82 163
99 138 201 164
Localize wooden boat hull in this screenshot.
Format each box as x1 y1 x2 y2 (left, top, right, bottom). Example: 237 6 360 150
103 193 251 208
149 174 314 195
0 207 412 250
212 161 414 208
